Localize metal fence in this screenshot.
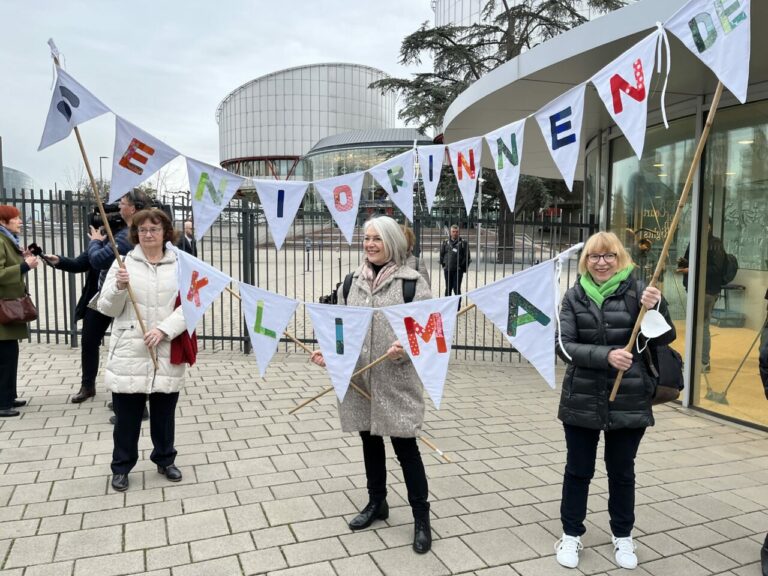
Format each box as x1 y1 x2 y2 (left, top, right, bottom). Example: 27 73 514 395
1 187 595 362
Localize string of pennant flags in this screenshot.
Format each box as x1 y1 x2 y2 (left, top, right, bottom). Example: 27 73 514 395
37 0 750 398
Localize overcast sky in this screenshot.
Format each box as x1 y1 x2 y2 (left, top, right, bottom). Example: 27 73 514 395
0 0 435 192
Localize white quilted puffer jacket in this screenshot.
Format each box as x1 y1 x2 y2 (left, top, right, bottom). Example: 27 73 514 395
96 246 187 394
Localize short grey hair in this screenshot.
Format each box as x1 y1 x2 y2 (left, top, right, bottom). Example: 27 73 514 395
364 216 407 266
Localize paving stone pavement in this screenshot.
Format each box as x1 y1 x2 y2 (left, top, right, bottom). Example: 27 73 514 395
1 344 767 575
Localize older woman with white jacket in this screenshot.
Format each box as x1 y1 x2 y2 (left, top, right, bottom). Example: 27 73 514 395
97 208 187 492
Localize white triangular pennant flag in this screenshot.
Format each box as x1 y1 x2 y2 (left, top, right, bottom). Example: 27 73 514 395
239 283 299 378
665 0 750 103
312 172 364 244
447 137 483 214
381 296 460 409
468 260 557 388
169 243 232 335
591 32 659 159
417 145 445 212
109 117 179 203
484 119 526 210
252 179 310 250
368 151 415 222
535 84 586 191
38 68 111 151
186 158 246 241
305 303 374 401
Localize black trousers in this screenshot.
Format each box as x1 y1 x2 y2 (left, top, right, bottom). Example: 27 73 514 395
360 431 430 521
111 392 179 474
0 340 19 409
560 423 645 538
443 268 464 297
80 308 113 390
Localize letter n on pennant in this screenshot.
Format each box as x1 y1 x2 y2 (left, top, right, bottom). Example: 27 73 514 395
404 313 447 356
610 59 646 114
457 150 475 180
195 172 225 205
507 292 551 337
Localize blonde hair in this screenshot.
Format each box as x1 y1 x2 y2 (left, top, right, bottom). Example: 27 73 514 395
578 231 633 276
364 216 407 266
401 225 416 254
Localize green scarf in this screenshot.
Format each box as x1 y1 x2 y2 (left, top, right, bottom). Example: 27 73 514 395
580 265 634 308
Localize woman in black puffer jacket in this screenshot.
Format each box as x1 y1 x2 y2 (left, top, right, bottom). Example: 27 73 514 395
553 232 675 572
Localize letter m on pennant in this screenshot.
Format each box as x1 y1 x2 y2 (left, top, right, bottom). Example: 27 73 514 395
507 292 550 337
404 313 448 356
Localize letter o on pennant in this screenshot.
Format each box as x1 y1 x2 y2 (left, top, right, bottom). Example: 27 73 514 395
333 185 354 212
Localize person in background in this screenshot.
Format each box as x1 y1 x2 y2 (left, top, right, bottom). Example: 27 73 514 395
179 220 197 257
310 216 434 554
439 224 470 298
0 205 38 417
401 225 430 287
555 231 675 571
96 208 187 492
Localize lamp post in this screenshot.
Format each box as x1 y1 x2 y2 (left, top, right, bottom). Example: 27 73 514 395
98 156 108 197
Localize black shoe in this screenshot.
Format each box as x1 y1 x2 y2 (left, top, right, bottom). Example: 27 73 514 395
107 401 113 411
157 464 182 482
0 409 20 417
761 533 768 576
348 500 389 530
111 473 129 492
413 518 432 554
71 387 95 403
12 399 26 407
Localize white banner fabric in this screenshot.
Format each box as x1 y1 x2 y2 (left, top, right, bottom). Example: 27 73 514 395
39 68 111 151
367 151 415 223
665 0 750 103
484 119 526 210
417 145 446 212
447 137 483 213
239 283 299 378
381 295 460 409
305 303 374 401
170 243 232 335
186 158 246 241
252 179 310 250
312 172 365 244
109 117 179 203
534 84 587 191
468 260 557 388
591 32 659 159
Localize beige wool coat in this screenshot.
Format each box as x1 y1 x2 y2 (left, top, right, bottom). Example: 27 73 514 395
338 262 432 438
96 246 187 394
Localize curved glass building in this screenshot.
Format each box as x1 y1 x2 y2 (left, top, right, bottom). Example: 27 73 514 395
2 166 37 193
216 64 396 183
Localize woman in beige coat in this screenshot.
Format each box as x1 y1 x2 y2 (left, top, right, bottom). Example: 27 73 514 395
311 216 433 554
97 209 187 492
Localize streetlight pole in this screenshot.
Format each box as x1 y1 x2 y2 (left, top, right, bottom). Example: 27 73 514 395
98 156 108 198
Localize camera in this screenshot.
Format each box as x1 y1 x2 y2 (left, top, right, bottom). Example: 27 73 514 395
27 242 43 257
89 204 125 231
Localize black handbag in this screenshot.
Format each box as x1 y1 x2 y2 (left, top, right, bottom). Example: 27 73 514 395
0 294 38 325
645 344 685 405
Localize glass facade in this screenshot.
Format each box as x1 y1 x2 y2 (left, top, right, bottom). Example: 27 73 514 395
216 64 396 179
602 101 768 428
2 166 37 192
433 0 609 28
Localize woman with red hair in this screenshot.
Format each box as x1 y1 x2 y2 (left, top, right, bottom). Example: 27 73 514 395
0 205 38 417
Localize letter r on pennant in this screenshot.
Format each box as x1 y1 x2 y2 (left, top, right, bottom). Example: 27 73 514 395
404 313 447 356
119 138 155 175
186 270 209 308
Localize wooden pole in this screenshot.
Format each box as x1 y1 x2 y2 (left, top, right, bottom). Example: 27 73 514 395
609 82 724 402
52 55 157 369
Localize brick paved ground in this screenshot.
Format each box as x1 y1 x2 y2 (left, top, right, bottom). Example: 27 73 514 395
0 344 766 575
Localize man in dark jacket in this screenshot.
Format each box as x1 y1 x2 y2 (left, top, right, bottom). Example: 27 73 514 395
178 220 197 257
439 225 471 298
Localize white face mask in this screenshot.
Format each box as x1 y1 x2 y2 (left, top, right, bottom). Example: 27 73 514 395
640 305 672 339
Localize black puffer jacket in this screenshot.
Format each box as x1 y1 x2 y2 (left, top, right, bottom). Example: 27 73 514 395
557 276 676 430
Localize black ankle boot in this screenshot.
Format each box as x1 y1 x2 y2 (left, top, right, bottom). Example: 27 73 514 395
761 533 768 576
413 518 432 554
348 500 389 530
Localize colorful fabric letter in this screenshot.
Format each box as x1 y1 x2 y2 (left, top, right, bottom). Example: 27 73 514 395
312 173 365 244
446 137 483 214
252 180 310 250
417 145 446 212
185 158 246 241
367 150 415 223
484 119 526 211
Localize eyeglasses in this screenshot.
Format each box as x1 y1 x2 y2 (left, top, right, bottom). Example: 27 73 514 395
587 253 617 263
138 227 163 236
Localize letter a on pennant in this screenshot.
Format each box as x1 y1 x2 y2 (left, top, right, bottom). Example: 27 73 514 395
507 292 551 337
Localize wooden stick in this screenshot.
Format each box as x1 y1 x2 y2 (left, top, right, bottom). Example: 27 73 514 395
419 436 452 463
609 82 724 402
53 54 158 370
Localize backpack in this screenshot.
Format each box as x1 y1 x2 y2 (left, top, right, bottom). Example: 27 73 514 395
342 272 417 305
721 253 738 286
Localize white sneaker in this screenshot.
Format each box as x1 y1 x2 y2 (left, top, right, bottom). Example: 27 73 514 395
555 534 583 569
612 535 638 570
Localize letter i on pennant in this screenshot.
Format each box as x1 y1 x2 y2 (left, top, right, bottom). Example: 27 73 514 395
253 300 276 338
335 318 344 354
186 270 209 307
